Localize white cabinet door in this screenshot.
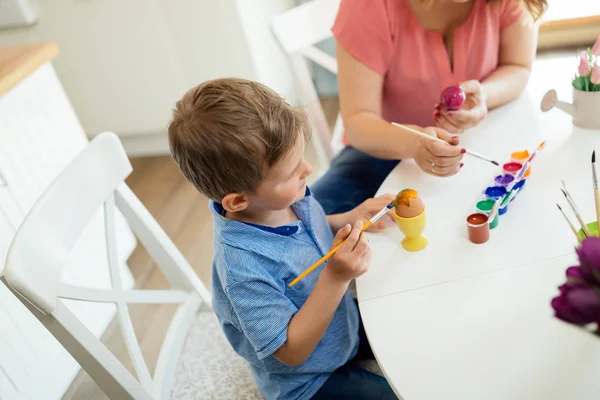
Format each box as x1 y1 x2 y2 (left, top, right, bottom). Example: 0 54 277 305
0 63 136 400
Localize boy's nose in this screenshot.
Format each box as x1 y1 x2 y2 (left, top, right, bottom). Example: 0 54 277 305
302 160 313 178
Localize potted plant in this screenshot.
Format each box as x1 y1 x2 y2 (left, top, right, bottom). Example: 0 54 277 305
541 36 600 130
551 237 600 337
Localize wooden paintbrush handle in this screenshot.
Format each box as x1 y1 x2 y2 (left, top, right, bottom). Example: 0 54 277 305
288 221 372 287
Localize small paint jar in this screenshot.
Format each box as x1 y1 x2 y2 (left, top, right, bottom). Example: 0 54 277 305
476 199 499 229
510 150 529 164
467 213 490 244
503 162 523 176
494 174 514 187
476 199 495 213
483 186 507 200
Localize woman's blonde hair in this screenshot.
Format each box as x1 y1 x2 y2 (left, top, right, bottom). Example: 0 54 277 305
419 0 548 22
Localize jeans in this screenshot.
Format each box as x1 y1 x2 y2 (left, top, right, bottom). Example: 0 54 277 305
311 147 400 215
311 301 398 400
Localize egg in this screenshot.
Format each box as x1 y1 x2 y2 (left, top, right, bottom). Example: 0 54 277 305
440 86 466 111
395 189 425 218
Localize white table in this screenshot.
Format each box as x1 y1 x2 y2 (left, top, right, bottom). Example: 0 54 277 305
357 55 600 400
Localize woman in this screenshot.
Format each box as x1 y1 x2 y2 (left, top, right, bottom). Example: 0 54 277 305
312 0 546 215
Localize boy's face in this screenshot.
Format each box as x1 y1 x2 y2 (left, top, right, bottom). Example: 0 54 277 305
247 135 313 211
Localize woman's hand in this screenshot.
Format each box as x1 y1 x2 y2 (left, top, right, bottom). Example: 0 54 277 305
414 127 464 177
434 80 488 133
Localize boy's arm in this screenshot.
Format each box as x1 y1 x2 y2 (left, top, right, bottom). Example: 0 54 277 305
273 221 369 366
272 267 349 366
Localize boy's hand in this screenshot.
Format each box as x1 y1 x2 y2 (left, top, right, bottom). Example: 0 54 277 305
347 194 396 232
326 221 371 283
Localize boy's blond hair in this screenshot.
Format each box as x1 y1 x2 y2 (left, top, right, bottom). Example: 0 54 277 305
168 78 310 202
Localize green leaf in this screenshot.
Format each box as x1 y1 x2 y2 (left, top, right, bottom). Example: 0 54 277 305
573 76 586 90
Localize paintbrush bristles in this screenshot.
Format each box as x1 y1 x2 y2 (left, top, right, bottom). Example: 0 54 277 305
593 150 596 163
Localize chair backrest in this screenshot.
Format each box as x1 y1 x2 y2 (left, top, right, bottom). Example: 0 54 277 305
1 132 211 400
272 0 345 167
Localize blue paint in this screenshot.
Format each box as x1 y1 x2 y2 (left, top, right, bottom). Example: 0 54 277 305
484 186 507 199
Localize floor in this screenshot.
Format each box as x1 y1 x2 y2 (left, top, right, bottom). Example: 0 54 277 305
62 97 339 399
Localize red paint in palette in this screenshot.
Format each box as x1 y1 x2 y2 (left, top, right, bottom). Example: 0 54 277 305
503 162 522 175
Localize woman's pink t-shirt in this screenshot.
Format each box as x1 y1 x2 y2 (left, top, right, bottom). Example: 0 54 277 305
332 0 524 139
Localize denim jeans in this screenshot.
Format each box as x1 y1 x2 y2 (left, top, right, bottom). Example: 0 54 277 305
311 301 398 400
311 147 400 215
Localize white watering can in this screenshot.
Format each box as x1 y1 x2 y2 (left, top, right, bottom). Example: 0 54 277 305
541 88 600 130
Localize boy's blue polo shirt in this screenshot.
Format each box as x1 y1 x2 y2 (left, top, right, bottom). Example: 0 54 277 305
210 187 360 400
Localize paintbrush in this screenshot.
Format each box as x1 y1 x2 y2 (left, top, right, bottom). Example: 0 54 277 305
561 183 591 237
593 150 600 236
557 203 582 242
503 141 547 203
391 122 499 166
510 141 547 190
288 194 400 287
487 198 502 224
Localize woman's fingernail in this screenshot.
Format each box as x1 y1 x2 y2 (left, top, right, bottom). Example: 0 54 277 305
461 148 466 154
435 104 441 110
434 112 441 118
460 163 464 168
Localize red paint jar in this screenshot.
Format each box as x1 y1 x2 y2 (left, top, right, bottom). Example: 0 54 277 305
467 213 490 244
502 162 522 176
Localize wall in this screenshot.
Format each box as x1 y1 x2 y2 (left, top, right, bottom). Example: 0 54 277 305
0 0 298 155
235 0 298 101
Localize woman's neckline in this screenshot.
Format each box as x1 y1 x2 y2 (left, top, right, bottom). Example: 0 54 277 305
404 0 479 35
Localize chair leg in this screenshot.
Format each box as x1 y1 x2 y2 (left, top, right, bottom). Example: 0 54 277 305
1 278 153 400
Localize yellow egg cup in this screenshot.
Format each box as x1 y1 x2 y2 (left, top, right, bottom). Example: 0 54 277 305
395 209 428 251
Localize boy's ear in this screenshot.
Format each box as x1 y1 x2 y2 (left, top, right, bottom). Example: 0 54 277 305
221 193 249 213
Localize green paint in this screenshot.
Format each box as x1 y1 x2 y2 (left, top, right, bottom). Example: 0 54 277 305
476 199 495 212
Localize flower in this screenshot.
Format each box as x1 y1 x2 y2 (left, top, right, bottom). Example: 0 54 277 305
592 64 600 85
575 237 600 285
551 283 600 325
579 51 591 76
592 36 600 57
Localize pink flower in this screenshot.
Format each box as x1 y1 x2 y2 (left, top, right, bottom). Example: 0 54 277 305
592 64 600 85
579 51 591 76
592 36 600 57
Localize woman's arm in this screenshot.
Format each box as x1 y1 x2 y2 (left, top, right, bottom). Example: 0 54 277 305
481 14 538 109
437 13 538 132
336 42 420 160
337 42 463 177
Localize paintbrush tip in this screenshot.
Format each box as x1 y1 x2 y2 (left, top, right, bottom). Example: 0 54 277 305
556 203 562 210
492 160 500 166
593 150 596 163
561 188 567 197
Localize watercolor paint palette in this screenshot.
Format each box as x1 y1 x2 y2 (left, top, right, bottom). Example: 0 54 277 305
466 150 532 244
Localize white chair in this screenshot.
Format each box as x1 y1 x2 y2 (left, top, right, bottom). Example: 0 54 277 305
272 0 344 169
1 132 261 400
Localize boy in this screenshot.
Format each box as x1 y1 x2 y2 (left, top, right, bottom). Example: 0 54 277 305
168 78 397 400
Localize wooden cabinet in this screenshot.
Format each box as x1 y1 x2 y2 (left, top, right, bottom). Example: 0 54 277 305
0 44 135 400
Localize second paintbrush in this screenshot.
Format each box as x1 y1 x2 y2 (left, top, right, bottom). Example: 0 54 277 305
391 122 499 167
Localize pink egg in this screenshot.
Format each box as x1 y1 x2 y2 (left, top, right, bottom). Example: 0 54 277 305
440 86 466 111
